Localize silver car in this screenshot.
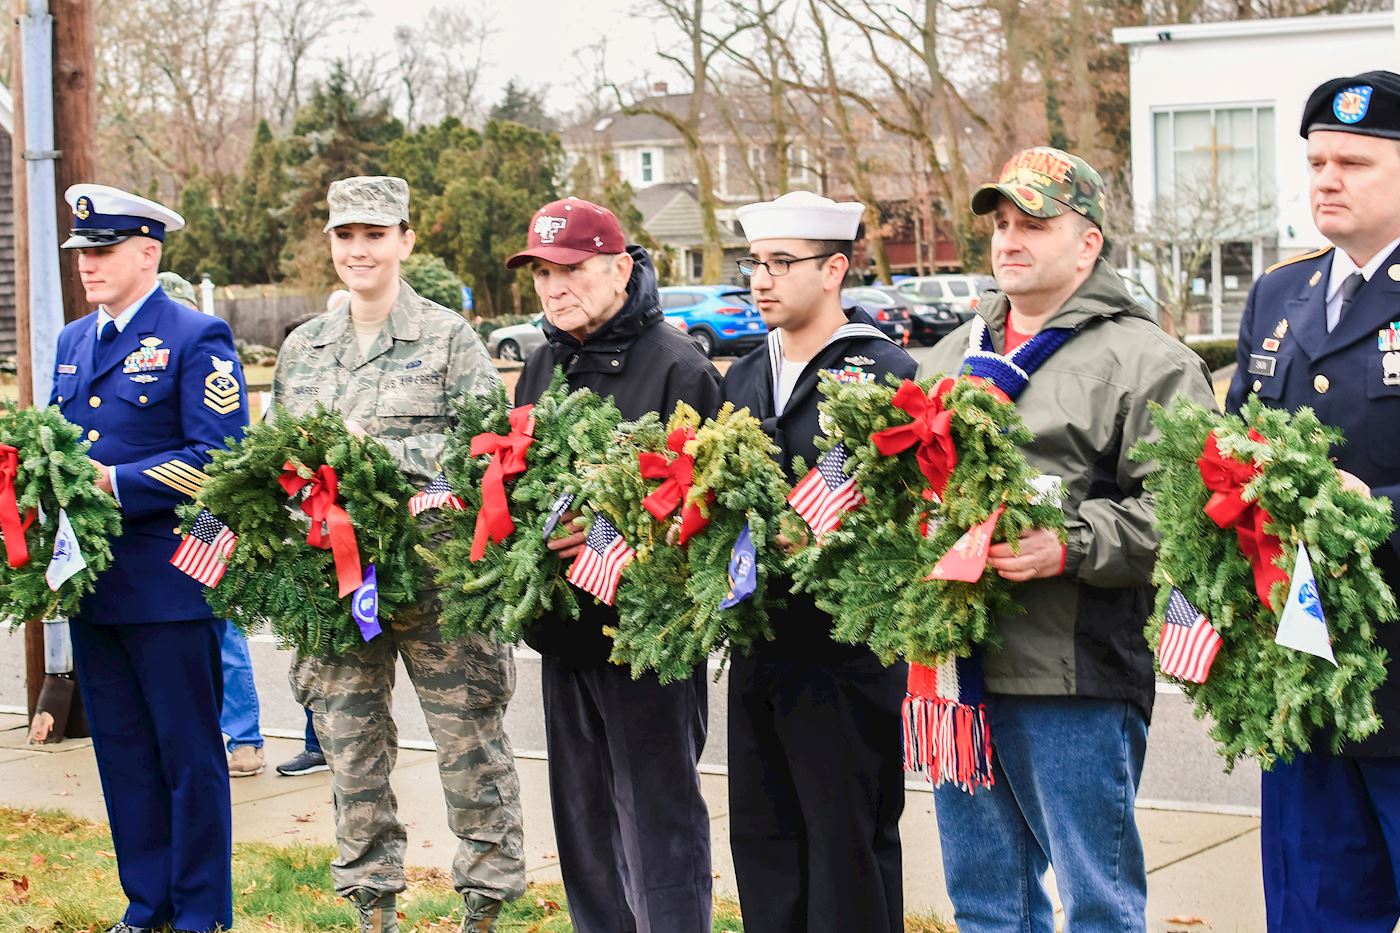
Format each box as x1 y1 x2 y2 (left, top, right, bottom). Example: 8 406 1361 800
486 314 547 362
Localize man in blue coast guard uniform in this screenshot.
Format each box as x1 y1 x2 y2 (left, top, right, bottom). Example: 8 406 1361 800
51 184 248 933
1225 71 1400 933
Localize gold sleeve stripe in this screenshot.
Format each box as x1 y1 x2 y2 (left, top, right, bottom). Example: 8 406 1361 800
154 459 208 484
1265 245 1333 275
142 463 205 497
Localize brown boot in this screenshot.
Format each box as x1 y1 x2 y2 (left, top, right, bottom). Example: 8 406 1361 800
459 892 502 933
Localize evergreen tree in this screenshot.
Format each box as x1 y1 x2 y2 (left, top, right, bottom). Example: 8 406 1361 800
489 80 556 133
227 120 289 285
279 62 405 283
161 176 232 284
418 119 562 317
402 253 465 310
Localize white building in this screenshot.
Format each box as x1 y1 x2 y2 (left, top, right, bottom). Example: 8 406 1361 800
1114 11 1398 336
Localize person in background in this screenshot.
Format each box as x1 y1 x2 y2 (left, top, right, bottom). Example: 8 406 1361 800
157 270 266 779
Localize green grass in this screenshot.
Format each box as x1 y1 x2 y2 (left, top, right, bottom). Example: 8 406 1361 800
0 807 752 932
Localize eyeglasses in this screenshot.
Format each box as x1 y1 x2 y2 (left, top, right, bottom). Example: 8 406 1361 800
736 251 838 277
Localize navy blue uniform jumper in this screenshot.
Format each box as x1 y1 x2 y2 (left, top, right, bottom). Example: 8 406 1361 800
722 307 916 933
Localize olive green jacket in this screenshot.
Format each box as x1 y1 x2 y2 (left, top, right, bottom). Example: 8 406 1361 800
918 260 1216 714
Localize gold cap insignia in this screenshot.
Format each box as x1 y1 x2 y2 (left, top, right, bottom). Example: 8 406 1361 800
74 196 91 221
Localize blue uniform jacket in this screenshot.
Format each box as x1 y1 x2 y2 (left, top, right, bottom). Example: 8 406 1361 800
49 286 249 625
1226 241 1400 756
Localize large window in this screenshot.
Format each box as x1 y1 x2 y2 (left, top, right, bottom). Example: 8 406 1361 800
1152 105 1276 230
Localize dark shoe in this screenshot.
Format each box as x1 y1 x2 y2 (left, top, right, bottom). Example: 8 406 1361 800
351 890 397 933
460 893 503 933
104 925 154 933
275 749 328 776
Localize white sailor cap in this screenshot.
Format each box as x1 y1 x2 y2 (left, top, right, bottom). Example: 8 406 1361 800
61 184 185 249
736 191 865 243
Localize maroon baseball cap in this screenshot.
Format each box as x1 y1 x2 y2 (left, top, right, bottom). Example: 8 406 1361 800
505 197 627 269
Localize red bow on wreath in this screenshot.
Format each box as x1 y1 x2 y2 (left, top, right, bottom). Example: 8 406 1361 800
1196 429 1286 608
871 378 959 500
279 462 362 598
0 444 36 568
639 426 712 545
469 404 536 562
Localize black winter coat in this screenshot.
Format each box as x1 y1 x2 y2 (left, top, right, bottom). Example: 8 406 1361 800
723 308 917 662
515 246 723 666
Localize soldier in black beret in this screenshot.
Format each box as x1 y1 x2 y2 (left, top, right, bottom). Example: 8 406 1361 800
1226 69 1400 932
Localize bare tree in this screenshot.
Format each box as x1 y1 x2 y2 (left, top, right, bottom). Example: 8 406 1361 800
266 0 368 124
623 0 755 281
1112 173 1274 337
389 6 489 126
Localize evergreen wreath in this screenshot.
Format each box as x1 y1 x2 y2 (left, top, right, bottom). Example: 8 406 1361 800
1132 396 1397 767
596 402 791 682
424 372 622 642
788 374 1064 665
180 406 423 655
0 403 123 625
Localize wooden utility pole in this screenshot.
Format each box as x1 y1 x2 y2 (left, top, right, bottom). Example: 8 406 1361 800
12 0 42 718
17 0 95 732
52 0 95 324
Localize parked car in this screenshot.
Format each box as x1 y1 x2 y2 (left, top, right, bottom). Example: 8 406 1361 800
845 284 958 346
892 274 991 317
486 314 547 362
840 286 911 346
658 285 767 357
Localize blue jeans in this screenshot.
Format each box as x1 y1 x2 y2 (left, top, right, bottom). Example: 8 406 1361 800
219 624 263 751
934 694 1148 933
303 706 321 754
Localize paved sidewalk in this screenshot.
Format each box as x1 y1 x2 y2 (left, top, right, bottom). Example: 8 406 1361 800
0 712 1263 930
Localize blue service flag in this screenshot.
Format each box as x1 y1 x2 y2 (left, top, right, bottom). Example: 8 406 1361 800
352 564 383 642
719 522 757 610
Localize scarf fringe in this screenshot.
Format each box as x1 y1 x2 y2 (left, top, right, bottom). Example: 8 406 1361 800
901 692 995 793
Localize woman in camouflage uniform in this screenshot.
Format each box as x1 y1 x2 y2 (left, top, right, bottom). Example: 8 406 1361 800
274 176 524 933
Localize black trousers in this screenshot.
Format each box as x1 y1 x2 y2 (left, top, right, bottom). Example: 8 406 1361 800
541 658 712 933
728 652 907 933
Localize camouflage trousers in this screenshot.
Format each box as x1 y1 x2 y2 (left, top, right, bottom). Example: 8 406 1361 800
289 589 526 902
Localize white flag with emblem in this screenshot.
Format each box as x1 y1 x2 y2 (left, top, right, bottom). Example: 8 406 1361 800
1275 542 1337 666
45 509 87 591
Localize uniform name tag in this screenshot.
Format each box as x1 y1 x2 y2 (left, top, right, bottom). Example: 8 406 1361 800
56 364 77 374
1248 354 1277 377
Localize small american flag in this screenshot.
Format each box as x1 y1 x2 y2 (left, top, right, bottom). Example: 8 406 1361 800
408 472 466 517
170 508 237 587
788 442 865 536
567 515 635 605
1157 587 1223 684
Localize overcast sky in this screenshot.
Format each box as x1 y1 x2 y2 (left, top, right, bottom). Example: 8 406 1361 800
334 0 685 116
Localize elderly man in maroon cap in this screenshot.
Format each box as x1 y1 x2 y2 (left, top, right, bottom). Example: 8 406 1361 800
506 197 722 933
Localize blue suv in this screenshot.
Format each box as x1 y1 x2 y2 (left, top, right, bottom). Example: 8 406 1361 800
658 285 768 358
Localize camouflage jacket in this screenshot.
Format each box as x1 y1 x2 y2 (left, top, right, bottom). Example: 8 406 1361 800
272 280 499 485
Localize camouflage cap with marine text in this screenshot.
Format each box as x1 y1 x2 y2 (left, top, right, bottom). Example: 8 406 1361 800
324 175 411 232
970 146 1106 228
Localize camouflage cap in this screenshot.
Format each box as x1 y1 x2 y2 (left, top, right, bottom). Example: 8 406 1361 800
324 176 410 232
157 270 198 309
970 147 1106 228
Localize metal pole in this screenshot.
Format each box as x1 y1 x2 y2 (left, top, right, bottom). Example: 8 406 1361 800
20 0 63 406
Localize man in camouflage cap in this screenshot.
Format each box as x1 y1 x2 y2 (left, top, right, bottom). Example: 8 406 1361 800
915 147 1214 933
279 174 524 933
